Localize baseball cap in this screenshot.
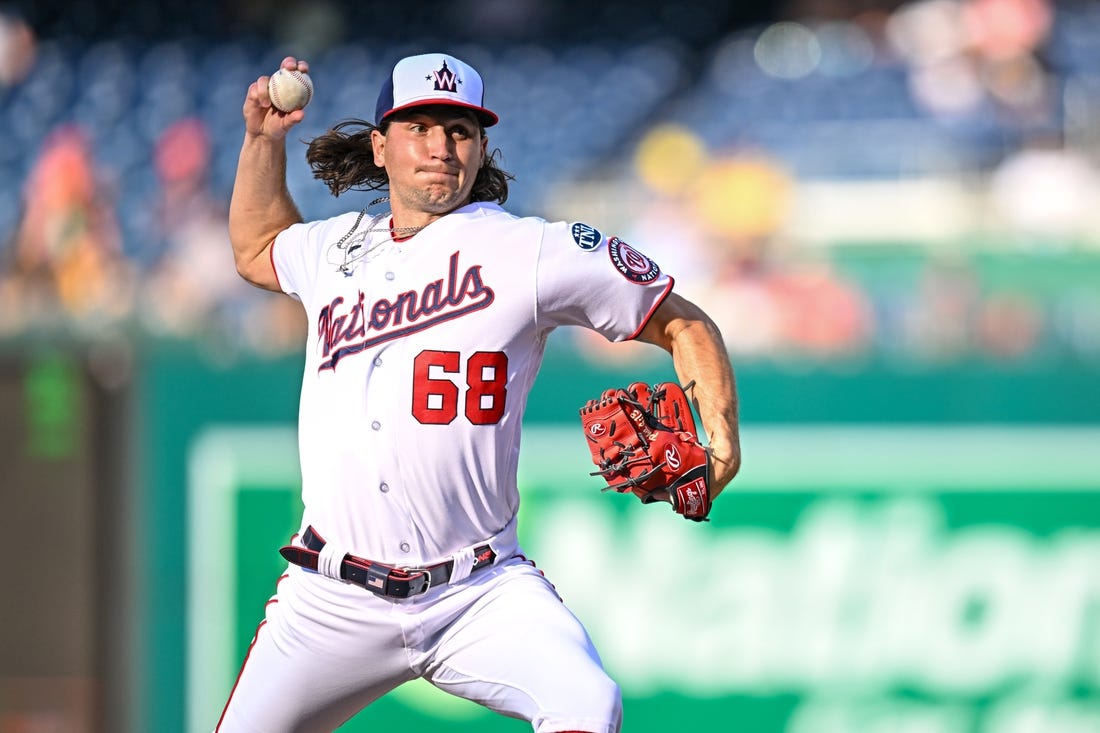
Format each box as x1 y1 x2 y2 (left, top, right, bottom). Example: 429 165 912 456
375 53 499 127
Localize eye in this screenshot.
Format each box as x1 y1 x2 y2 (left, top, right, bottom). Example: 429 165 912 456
450 125 473 140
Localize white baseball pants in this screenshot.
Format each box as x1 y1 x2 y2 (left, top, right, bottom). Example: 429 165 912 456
215 555 622 733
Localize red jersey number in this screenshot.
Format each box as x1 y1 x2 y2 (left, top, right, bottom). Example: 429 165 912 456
412 350 508 425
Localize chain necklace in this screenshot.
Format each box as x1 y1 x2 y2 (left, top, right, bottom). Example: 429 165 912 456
328 196 427 276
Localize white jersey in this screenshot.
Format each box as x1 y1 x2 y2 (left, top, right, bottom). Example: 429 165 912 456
271 201 672 566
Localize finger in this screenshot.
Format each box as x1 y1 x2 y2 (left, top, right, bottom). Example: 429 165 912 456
248 77 272 108
282 108 306 126
280 56 310 74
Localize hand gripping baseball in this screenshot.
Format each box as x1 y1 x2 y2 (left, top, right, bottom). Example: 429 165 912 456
579 381 712 521
243 56 310 139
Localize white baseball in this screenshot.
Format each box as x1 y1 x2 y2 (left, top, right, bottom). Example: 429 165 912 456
268 68 313 112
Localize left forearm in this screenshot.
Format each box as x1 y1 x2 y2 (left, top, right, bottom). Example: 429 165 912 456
667 316 741 494
639 293 742 495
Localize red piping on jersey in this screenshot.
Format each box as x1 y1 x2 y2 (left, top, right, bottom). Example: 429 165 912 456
391 217 418 242
215 616 270 732
627 275 675 341
269 238 283 291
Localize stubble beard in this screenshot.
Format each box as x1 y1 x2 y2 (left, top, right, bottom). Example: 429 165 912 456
392 151 482 217
401 183 471 216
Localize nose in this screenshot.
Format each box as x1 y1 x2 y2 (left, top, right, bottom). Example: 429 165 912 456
426 125 453 159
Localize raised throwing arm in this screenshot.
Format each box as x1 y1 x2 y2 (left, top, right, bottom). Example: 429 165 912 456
228 56 309 292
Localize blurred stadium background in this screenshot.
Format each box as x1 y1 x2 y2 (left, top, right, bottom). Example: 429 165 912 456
1 0 1099 731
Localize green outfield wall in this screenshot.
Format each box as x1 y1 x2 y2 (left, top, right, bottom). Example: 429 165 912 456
136 339 1100 733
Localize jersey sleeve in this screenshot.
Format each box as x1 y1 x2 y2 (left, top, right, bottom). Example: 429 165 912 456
271 212 359 302
535 221 674 341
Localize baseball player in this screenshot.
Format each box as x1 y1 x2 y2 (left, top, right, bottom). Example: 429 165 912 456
217 52 741 733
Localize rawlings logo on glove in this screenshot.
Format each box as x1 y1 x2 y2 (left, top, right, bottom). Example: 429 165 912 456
579 381 711 521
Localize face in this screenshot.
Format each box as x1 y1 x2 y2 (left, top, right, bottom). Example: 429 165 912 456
371 106 487 217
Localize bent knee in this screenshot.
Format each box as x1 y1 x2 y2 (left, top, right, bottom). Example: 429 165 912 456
533 673 622 733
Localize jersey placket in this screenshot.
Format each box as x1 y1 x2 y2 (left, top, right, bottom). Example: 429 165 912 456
371 243 428 567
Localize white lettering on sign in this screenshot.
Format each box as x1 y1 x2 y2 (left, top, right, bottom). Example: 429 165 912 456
528 497 1100 697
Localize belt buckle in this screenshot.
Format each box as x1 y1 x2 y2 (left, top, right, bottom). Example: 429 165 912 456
401 567 431 596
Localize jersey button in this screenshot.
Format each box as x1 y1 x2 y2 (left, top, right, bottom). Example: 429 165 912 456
371 421 381 430
379 482 389 493
399 542 410 553
373 357 383 367
385 272 395 281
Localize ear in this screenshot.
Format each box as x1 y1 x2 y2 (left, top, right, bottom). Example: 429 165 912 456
371 128 385 167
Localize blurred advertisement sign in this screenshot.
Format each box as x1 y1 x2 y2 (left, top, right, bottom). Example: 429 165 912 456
186 426 1100 733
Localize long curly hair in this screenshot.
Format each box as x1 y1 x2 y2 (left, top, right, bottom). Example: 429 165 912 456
305 117 513 204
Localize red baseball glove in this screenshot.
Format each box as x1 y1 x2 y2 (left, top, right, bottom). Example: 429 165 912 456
579 381 711 521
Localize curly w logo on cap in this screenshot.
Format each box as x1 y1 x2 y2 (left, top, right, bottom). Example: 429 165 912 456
374 53 498 127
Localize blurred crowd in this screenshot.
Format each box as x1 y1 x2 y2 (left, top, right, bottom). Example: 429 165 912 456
1 0 1098 366
0 114 306 357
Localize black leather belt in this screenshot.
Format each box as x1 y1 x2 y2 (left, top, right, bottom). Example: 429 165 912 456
280 526 497 598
